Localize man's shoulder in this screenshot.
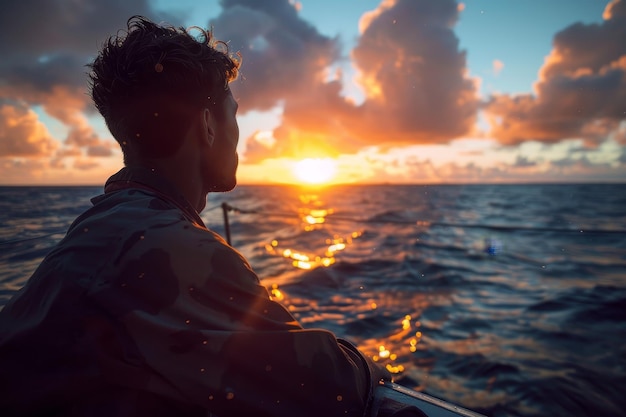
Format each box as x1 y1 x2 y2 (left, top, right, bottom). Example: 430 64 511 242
96 189 227 248
66 188 225 253
85 189 191 228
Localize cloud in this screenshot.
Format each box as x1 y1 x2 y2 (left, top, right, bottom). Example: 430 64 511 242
0 102 57 157
485 0 626 146
86 144 115 157
65 123 115 157
603 0 626 20
543 153 626 181
351 0 479 143
0 0 178 104
230 0 479 162
1 0 618 185
393 153 626 183
0 157 47 184
73 158 100 171
0 0 176 91
2 0 480 170
513 155 536 168
213 0 340 112
612 121 626 144
493 59 504 76
0 83 116 159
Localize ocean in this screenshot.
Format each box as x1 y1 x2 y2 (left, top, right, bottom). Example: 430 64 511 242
1 183 625 417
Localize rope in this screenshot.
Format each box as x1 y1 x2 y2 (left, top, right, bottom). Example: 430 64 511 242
222 203 625 235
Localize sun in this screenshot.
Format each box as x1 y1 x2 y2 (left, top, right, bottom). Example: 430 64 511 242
293 158 337 184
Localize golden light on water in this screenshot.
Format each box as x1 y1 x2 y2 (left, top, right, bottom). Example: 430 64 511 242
261 190 422 377
378 345 391 359
248 190 492 388
304 215 325 225
263 192 361 270
265 269 425 377
402 315 411 330
293 158 337 184
269 283 284 301
266 239 347 270
358 313 425 375
271 245 343 268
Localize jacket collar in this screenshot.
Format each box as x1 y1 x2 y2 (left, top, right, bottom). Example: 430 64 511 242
99 166 206 228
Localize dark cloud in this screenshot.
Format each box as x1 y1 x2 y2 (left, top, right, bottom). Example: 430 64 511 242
0 0 150 55
0 0 177 90
213 0 340 112
2 55 88 93
542 154 626 182
485 0 626 146
513 155 537 168
0 1 179 103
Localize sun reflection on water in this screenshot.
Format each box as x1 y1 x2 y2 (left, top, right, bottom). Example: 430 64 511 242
269 283 284 301
263 192 363 270
261 191 433 380
363 314 426 375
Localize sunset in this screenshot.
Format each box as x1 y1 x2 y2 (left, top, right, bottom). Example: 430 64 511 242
1 0 624 185
293 158 337 184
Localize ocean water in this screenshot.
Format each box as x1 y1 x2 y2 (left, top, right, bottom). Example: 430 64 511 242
1 183 625 417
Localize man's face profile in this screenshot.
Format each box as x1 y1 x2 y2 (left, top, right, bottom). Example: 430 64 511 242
203 90 240 192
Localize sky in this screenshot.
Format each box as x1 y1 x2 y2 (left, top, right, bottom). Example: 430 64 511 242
1 0 625 185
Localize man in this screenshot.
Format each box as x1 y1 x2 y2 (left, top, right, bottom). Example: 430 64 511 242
0 16 390 417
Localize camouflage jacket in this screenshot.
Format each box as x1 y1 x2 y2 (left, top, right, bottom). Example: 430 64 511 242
0 167 388 417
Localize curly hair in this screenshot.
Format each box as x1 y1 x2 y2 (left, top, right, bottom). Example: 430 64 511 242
88 16 240 161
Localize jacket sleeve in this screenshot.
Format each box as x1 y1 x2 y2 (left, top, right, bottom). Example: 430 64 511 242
87 223 387 417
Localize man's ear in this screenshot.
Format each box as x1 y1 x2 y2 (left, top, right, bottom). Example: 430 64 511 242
203 108 215 147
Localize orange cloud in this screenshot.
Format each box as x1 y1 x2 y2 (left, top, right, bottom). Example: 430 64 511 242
0 83 115 158
227 0 479 163
73 158 100 171
0 103 57 157
359 0 396 34
350 0 478 144
485 0 626 146
0 158 47 184
603 0 626 20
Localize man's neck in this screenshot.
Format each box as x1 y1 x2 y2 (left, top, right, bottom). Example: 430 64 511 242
130 159 205 213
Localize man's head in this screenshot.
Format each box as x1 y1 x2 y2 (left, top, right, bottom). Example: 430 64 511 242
88 16 241 191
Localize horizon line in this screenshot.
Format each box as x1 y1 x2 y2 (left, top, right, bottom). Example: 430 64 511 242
1 180 625 188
